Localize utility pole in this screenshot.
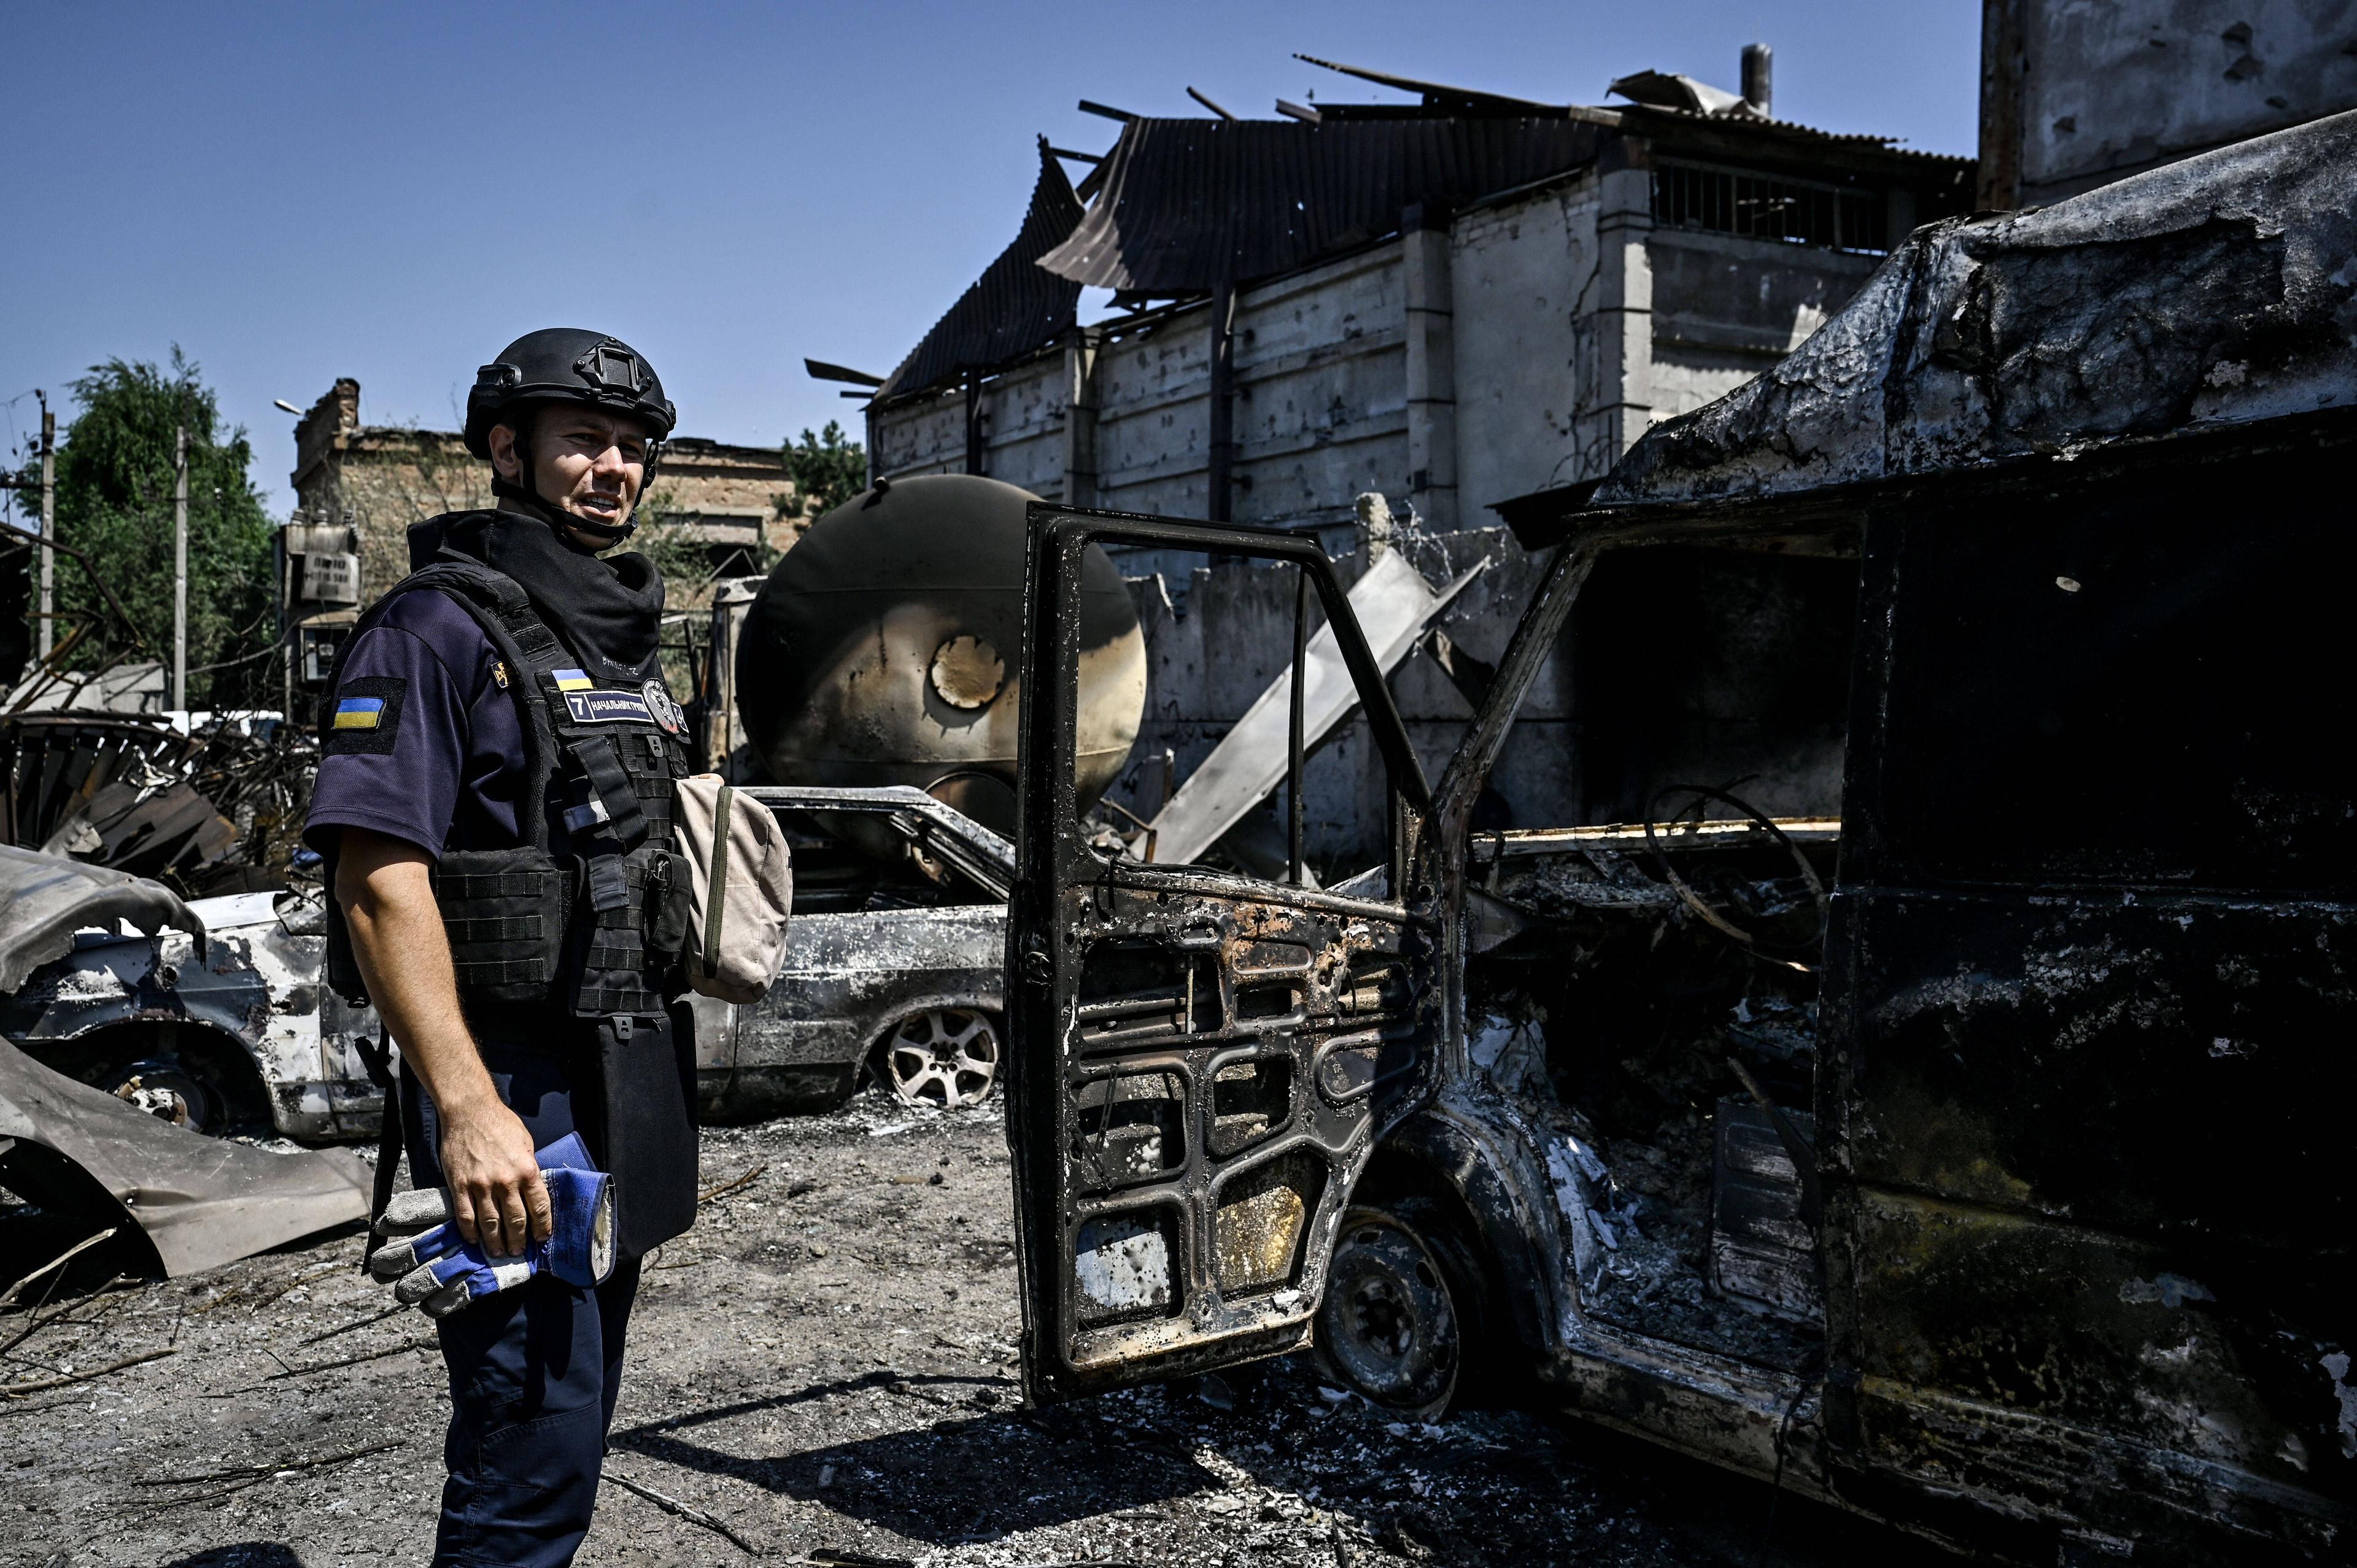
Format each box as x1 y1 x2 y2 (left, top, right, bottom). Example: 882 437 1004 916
37 392 54 662
174 424 188 711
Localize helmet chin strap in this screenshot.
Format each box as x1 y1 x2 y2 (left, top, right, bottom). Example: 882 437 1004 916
492 463 637 548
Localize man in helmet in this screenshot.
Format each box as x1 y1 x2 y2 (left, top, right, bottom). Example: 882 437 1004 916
304 329 700 1566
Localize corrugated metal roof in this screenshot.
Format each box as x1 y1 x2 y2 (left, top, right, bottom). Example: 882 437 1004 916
873 140 1085 403
1037 117 1608 293
1619 102 1972 164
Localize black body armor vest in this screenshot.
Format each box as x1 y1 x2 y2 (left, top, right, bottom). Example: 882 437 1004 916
322 558 692 1021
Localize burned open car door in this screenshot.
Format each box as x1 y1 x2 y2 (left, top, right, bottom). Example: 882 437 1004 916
1008 508 1436 1404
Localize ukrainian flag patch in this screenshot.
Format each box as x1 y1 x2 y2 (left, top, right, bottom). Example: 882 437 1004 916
553 668 593 692
323 675 406 756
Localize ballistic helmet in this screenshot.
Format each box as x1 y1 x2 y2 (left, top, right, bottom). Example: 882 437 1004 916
465 328 675 460
464 328 676 539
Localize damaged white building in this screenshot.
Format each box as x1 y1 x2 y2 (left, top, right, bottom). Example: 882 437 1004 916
827 53 1973 856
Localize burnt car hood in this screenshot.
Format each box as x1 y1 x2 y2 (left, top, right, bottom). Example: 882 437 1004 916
0 843 206 994
0 1035 370 1277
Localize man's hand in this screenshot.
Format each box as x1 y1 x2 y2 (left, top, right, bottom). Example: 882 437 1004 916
368 1135 614 1315
337 826 552 1258
436 1094 552 1257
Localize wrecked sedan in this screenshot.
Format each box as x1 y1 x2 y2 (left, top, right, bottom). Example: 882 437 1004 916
0 879 383 1139
0 787 1008 1132
1 785 1012 1138
1003 118 2357 1566
702 784 1011 1118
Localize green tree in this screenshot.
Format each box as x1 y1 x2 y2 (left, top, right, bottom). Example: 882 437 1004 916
42 351 276 708
775 420 867 522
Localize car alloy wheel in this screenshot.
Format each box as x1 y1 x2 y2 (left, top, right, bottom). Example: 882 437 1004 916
883 1008 1001 1108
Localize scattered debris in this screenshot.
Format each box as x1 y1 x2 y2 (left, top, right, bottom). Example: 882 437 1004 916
260 1337 434 1382
2 711 318 897
1 1346 174 1399
699 1164 768 1205
604 1466 757 1554
0 1224 115 1313
131 1439 403 1508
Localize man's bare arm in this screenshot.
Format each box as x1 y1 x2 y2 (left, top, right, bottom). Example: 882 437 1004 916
335 827 551 1257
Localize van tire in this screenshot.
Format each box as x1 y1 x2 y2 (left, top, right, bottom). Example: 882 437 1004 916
1313 1197 1488 1420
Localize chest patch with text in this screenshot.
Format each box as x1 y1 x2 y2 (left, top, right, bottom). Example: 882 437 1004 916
562 688 657 725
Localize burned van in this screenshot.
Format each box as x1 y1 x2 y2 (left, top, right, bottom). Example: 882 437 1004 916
1004 112 2357 1563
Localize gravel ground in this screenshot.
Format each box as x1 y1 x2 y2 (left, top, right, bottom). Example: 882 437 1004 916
1 1095 1949 1568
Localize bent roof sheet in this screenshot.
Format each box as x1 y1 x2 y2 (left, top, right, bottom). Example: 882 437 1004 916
1572 107 2357 518
1037 117 1607 293
874 141 1085 404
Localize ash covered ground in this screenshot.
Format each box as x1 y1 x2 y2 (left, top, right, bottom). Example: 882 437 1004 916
2 1097 1944 1568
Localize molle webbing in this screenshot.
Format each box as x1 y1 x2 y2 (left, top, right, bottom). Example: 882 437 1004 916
430 849 565 997
575 842 689 1016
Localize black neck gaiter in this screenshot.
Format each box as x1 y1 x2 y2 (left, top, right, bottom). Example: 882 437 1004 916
411 509 666 682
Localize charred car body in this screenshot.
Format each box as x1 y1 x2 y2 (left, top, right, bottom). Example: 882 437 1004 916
1005 114 2357 1563
4 787 1015 1137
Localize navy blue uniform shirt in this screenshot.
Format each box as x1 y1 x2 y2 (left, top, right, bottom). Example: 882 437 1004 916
304 589 530 859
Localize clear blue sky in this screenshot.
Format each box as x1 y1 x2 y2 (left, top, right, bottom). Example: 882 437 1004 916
0 1 1978 518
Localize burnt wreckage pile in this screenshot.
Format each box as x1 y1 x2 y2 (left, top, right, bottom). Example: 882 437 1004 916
2 709 317 897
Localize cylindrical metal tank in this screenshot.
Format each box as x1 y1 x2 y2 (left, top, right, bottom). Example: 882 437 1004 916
735 474 1144 835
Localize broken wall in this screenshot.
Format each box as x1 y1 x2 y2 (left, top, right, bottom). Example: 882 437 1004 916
873 242 1417 585
1982 0 2357 207
286 383 800 604
879 165 1897 549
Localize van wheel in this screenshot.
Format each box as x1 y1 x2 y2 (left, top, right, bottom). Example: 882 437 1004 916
880 1008 1000 1108
1314 1200 1481 1421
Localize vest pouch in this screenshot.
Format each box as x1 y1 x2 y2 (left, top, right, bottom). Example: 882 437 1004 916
431 847 568 1004
571 842 677 1017
648 848 691 967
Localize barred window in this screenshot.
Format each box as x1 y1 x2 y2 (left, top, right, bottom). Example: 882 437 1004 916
1652 161 1887 253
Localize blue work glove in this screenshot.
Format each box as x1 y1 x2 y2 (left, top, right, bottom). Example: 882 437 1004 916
367 1133 616 1318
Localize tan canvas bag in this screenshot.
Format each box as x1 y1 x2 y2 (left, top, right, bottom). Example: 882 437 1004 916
672 776 794 1003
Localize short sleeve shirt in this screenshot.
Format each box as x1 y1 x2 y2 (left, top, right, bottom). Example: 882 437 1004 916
303 589 531 859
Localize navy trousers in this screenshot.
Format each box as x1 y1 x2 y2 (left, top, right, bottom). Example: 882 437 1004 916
403 1043 640 1568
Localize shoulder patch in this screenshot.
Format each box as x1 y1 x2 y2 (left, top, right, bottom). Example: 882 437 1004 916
325 675 409 755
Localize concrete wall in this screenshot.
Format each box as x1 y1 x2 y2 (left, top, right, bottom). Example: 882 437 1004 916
877 172 1886 535
1984 0 2357 207
1450 174 1606 517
